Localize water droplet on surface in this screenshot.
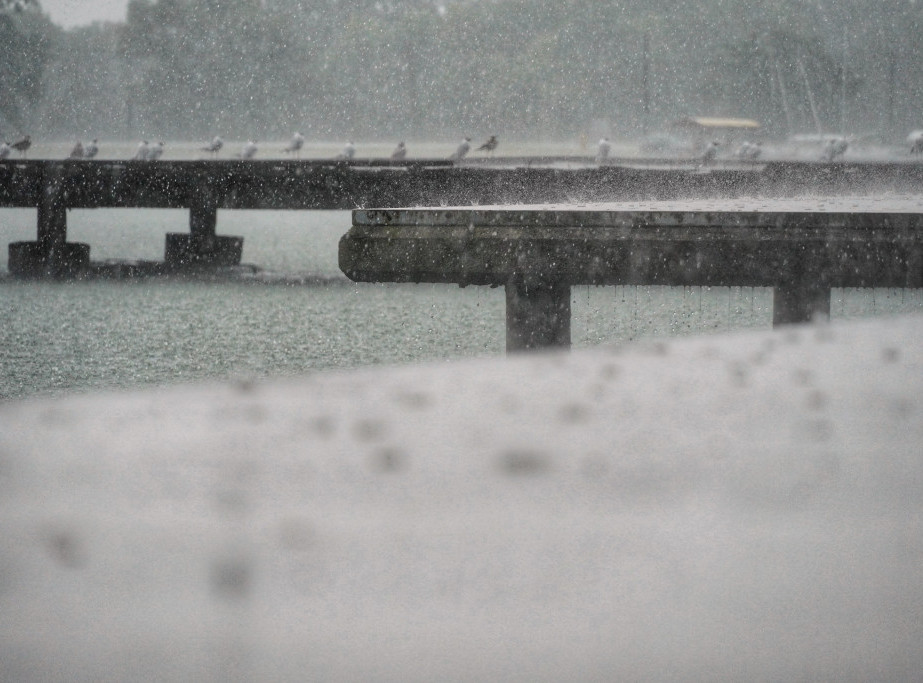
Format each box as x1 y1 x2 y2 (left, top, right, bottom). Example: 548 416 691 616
498 450 550 475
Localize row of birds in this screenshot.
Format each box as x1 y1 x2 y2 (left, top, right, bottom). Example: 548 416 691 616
0 132 501 161
168 133 500 161
2 132 858 164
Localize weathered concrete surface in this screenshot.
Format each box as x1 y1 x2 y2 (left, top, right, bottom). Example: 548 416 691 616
341 197 923 288
1 313 921 681
4 158 923 277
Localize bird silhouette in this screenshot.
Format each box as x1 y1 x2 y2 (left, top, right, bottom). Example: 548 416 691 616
283 132 304 156
202 136 223 157
449 137 471 161
337 141 355 160
909 131 923 155
11 135 31 158
68 141 84 159
596 137 611 163
148 141 165 160
239 140 258 159
0 141 11 160
391 141 407 159
735 141 762 160
701 140 720 166
132 140 150 160
822 137 848 162
477 135 498 155
908 131 923 155
83 139 99 159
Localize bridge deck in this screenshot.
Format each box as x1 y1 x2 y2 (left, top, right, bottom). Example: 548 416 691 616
4 158 923 277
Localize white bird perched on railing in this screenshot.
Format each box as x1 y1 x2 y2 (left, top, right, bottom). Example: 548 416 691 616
84 138 99 159
283 132 304 156
477 135 498 155
701 140 720 166
148 141 165 160
449 137 470 161
735 141 762 160
132 140 150 160
596 137 611 163
239 140 258 159
68 141 84 159
391 141 407 160
822 136 848 162
338 141 355 160
202 135 223 157
907 130 923 155
0 141 11 160
11 134 30 158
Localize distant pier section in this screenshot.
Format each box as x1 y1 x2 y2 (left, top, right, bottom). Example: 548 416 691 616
340 199 923 350
3 156 923 277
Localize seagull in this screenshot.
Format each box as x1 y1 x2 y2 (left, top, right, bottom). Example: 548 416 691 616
736 141 762 160
239 140 258 159
0 142 11 160
907 130 923 155
11 135 31 158
701 140 720 166
283 132 304 156
68 141 84 159
477 135 498 155
147 141 165 160
202 135 223 157
83 139 99 159
390 141 407 159
596 137 611 162
337 141 355 160
822 136 848 162
132 140 150 160
449 137 470 160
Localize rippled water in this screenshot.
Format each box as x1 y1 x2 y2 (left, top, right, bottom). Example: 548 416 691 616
2 203 922 401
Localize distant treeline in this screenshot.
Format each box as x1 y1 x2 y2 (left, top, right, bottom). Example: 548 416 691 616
3 0 923 143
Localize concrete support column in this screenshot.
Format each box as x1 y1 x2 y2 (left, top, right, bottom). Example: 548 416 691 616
505 279 571 352
165 193 243 270
38 174 68 257
190 201 218 249
9 165 89 278
772 283 831 326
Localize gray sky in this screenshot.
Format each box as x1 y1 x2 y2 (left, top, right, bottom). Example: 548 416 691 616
40 0 128 28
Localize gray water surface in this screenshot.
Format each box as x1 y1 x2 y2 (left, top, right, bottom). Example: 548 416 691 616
3 207 921 401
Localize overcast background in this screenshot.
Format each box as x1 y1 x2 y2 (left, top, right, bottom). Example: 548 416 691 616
41 0 126 27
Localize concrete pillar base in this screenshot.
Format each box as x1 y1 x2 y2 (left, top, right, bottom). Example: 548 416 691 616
505 281 571 352
8 241 90 279
773 284 831 326
164 233 243 270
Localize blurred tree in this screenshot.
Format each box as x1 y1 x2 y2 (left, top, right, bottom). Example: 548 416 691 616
25 0 923 143
0 0 53 134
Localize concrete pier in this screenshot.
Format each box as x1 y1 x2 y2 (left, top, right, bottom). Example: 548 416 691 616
505 279 571 351
340 198 923 350
5 157 923 278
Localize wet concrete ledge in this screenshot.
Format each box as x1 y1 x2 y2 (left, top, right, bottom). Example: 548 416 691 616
5 158 923 278
1 313 921 680
341 197 923 349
